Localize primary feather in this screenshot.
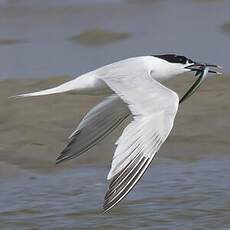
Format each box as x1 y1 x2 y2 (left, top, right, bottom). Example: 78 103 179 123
13 55 215 212
56 95 130 163
97 64 179 212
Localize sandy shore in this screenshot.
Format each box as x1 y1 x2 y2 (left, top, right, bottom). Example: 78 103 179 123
0 75 229 176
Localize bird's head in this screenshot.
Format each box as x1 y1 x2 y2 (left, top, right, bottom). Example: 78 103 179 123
153 54 222 103
153 54 221 79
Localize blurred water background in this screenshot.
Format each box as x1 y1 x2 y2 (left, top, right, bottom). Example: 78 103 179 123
0 0 229 79
0 0 230 229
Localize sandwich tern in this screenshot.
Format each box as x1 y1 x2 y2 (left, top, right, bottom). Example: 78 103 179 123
13 54 222 212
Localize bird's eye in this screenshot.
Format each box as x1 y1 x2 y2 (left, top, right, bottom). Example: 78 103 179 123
187 59 193 64
177 56 187 64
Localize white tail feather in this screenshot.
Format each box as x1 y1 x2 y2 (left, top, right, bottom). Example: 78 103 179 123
10 74 108 98
10 79 79 98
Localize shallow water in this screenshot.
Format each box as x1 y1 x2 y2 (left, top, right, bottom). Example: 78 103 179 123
0 0 229 79
0 157 230 229
0 75 228 229
0 1 230 229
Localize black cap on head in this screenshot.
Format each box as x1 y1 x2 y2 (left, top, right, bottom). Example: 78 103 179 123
154 54 194 65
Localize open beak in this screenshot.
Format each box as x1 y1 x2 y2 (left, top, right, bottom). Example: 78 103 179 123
185 63 222 75
180 63 222 104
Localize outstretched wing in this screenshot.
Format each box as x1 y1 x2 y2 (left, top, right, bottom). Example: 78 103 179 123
56 95 130 164
99 71 179 212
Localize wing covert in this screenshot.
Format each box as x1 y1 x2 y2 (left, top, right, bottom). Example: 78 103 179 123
98 71 179 212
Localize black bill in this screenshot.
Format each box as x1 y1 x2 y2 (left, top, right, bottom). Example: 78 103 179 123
180 63 222 104
185 63 222 75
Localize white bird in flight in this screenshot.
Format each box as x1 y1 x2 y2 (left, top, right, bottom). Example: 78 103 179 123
14 54 221 212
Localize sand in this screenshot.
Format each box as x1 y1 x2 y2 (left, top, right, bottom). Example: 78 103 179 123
69 29 132 46
221 22 230 35
0 75 229 177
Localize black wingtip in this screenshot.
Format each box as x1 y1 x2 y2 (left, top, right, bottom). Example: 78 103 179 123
55 158 63 165
103 207 109 214
55 150 70 164
103 203 114 213
55 142 75 165
55 153 70 164
55 157 64 165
